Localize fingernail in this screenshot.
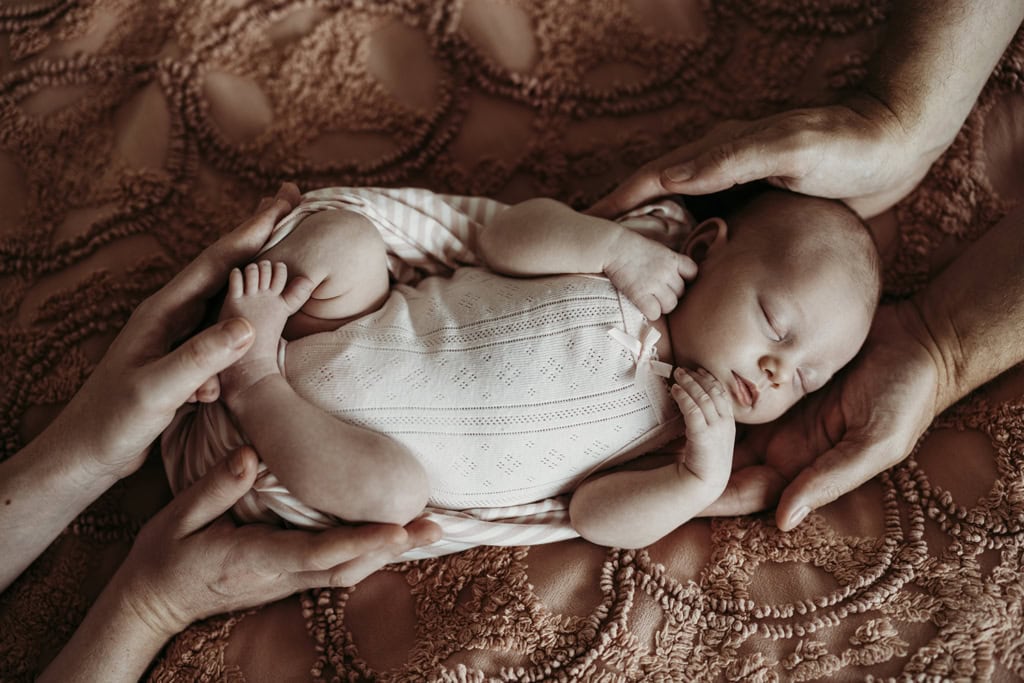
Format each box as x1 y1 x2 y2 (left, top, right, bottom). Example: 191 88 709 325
665 163 694 182
788 506 810 529
229 449 247 478
222 318 253 348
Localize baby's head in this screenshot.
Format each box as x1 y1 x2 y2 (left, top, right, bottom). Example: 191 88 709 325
668 189 882 424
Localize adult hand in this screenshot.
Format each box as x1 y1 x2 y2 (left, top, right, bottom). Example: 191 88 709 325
113 446 441 639
39 446 441 682
48 184 302 483
589 96 935 219
700 301 941 529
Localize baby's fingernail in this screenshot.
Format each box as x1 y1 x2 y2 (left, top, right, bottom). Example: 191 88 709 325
788 506 810 529
664 163 695 183
222 318 253 348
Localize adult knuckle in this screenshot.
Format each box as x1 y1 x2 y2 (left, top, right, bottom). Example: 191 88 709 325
818 478 844 505
706 142 738 173
180 338 209 373
123 376 150 409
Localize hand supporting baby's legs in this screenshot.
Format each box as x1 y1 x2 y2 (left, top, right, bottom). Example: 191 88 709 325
219 262 429 525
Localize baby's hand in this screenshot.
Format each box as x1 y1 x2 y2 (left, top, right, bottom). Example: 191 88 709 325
604 229 697 320
671 367 736 489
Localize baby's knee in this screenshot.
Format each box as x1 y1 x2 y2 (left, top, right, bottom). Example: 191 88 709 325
265 209 387 285
301 210 386 270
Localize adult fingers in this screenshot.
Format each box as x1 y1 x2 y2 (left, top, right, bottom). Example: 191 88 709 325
248 524 407 577
318 518 443 587
659 122 804 196
697 465 787 517
774 436 899 531
168 447 259 537
587 169 670 219
144 317 253 412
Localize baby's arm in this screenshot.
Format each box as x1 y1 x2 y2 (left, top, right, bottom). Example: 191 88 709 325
569 368 735 548
478 198 696 319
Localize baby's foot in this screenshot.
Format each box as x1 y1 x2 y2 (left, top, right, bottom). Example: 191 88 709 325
218 260 312 404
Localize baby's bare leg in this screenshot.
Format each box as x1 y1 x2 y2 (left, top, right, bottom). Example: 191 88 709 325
219 261 428 525
260 209 390 338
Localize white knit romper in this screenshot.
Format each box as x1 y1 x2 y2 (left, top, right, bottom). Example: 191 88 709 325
162 187 694 559
279 266 683 509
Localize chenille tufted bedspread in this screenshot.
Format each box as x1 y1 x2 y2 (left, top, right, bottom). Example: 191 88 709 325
1 2 1023 681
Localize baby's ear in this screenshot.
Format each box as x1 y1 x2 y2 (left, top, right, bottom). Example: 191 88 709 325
682 217 728 263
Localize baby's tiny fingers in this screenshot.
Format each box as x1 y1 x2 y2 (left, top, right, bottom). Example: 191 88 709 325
672 369 712 428
677 254 698 280
665 274 685 299
672 381 706 429
691 368 733 418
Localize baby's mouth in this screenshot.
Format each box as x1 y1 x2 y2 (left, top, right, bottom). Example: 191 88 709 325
731 371 759 408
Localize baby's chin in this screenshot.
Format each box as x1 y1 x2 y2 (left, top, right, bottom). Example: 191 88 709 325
733 404 793 425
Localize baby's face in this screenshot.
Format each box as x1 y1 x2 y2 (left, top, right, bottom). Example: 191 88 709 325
668 238 873 424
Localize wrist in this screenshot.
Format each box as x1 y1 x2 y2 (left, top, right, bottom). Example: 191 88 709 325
673 457 728 499
45 395 145 483
20 420 122 503
110 565 190 641
39 570 178 682
602 226 639 276
883 300 948 416
840 92 948 175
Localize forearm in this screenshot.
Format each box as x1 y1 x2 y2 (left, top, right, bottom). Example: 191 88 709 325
912 202 1024 413
0 429 118 591
569 464 721 549
478 198 624 276
39 572 172 682
860 1 1023 152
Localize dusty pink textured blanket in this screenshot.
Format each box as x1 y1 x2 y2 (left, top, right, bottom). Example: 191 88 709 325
1 2 1022 681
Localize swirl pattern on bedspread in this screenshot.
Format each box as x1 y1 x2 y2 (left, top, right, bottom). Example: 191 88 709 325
1 1 1022 680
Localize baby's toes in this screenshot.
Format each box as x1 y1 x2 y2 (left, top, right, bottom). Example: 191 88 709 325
281 275 316 315
269 261 289 295
257 260 273 290
227 267 244 298
242 262 261 293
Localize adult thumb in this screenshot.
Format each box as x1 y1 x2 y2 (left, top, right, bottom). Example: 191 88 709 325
150 318 253 410
660 126 798 196
774 438 881 531
168 447 258 536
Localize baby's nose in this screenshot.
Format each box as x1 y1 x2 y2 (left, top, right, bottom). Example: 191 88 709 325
762 360 793 388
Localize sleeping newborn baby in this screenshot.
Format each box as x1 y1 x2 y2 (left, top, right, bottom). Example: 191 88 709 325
162 186 881 554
